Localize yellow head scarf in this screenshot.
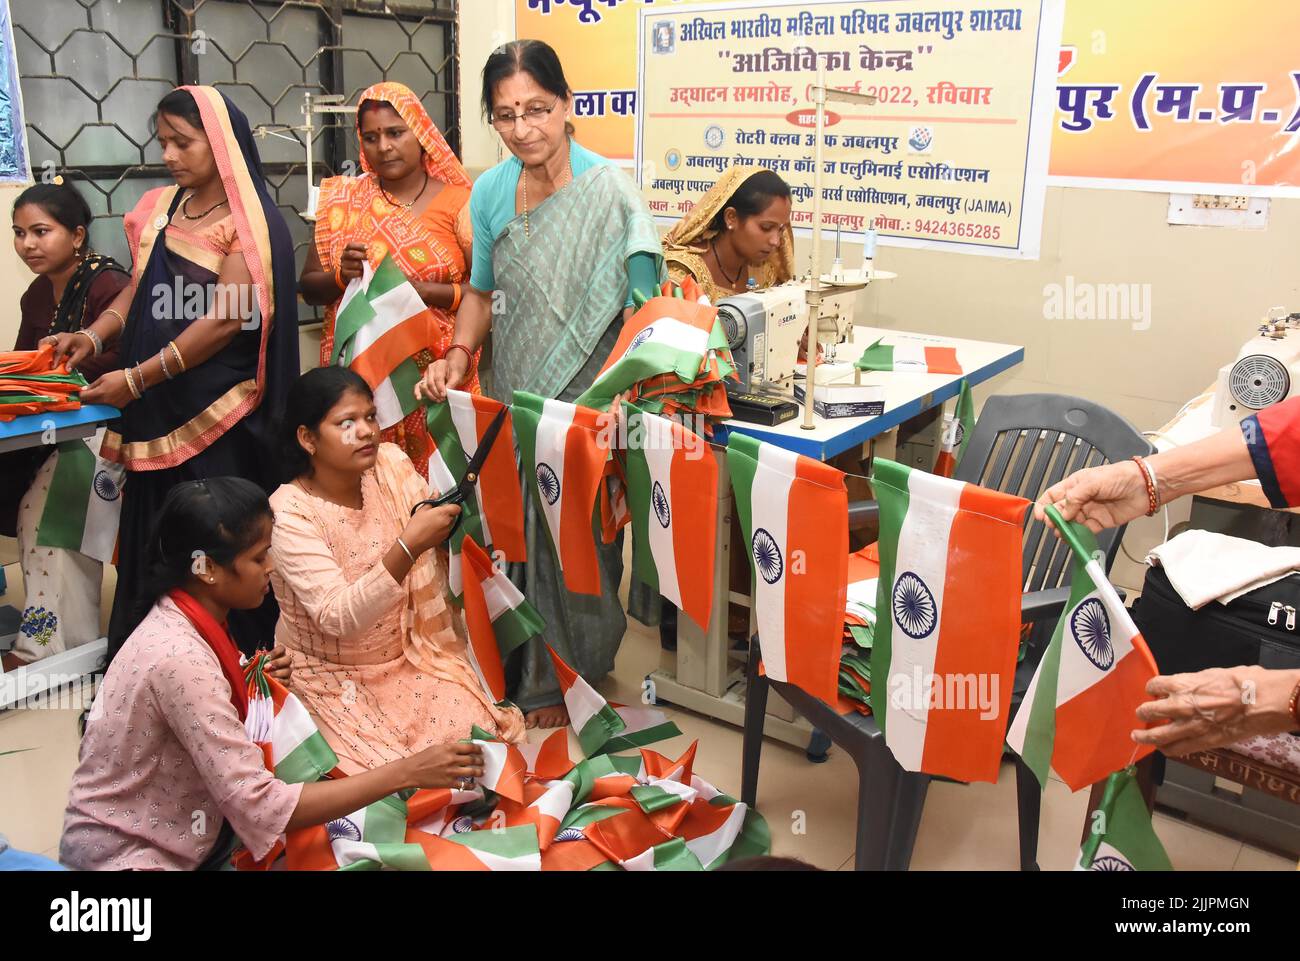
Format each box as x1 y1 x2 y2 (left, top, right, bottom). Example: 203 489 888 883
662 166 796 302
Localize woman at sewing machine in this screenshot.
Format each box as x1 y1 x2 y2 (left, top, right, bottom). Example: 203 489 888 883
663 166 794 303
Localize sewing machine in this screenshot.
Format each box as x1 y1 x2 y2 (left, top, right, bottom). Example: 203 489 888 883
717 280 861 394
1211 308 1300 428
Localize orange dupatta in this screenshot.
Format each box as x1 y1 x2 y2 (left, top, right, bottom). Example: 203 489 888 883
315 83 478 475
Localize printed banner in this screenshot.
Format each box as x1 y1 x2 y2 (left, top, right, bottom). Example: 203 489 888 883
1049 0 1300 196
635 0 1062 258
517 0 1300 196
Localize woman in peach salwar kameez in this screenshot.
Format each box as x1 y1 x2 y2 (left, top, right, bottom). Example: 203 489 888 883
269 368 524 774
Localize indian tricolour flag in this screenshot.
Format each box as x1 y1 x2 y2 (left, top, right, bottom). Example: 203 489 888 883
1007 509 1159 792
426 390 526 596
460 536 544 703
35 427 125 564
621 837 705 871
469 726 527 804
870 457 1029 783
330 254 429 429
502 779 575 851
933 378 974 478
678 798 749 870
1076 768 1172 871
518 728 573 780
726 432 847 707
421 825 542 871
243 654 339 785
513 391 612 596
575 297 718 410
288 794 434 871
624 407 717 631
547 645 626 757
598 704 682 753
856 337 962 375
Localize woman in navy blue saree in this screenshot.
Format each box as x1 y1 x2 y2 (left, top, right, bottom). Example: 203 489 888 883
51 86 299 655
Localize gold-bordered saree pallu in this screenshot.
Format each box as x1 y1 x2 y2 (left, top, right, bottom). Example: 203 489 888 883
103 85 299 656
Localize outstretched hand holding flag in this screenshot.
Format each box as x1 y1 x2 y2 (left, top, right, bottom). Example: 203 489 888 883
1007 506 1161 792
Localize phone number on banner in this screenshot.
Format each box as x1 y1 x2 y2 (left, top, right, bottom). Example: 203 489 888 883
913 220 1003 240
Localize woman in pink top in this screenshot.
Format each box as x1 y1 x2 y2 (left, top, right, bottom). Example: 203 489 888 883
269 368 525 775
61 476 485 870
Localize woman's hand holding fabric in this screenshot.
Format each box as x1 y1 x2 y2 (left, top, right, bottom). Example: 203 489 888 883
1132 666 1300 756
338 243 368 284
79 370 134 408
45 332 94 373
264 645 294 684
415 354 467 404
399 742 485 789
403 502 461 554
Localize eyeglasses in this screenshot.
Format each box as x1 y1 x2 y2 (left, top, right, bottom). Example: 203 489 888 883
490 99 561 130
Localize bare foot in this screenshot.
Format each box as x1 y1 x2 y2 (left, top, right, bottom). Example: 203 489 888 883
525 704 569 729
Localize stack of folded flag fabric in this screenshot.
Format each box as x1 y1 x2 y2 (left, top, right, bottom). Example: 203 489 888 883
0 345 88 421
575 280 737 431
233 648 771 871
838 543 880 715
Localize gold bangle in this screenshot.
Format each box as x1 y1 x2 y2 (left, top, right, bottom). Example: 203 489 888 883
168 340 187 372
103 308 126 335
124 366 142 401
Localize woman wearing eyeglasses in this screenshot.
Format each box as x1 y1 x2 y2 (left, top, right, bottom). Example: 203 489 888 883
417 39 665 729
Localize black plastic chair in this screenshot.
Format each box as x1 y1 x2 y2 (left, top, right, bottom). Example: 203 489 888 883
740 393 1153 870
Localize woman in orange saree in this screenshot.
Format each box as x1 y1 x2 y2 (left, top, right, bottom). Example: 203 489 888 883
300 81 475 478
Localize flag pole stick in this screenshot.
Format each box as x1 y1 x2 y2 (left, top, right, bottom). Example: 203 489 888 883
1044 504 1135 628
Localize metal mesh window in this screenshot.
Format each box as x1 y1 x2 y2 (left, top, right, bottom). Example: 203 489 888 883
12 0 460 324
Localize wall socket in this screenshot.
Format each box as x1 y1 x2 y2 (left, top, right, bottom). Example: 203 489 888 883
1192 194 1251 210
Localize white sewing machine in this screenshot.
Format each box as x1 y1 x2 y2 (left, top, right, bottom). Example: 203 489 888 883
1211 308 1300 428
716 280 860 393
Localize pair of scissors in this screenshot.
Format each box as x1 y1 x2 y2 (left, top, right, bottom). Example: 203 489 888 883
409 405 510 539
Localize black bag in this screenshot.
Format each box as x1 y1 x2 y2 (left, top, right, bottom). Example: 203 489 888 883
1131 564 1300 675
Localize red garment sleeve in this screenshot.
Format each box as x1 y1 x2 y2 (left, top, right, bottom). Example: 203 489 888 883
1241 395 1300 508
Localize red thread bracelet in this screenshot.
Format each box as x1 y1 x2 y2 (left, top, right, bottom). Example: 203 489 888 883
1132 456 1158 517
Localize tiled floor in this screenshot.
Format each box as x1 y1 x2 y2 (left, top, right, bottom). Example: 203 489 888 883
2 555 1296 871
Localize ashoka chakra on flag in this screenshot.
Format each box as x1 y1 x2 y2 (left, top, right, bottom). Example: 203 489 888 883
93 469 121 501
326 817 362 842
892 571 937 639
652 480 671 528
752 528 782 584
1071 597 1113 670
536 463 561 506
1090 855 1135 871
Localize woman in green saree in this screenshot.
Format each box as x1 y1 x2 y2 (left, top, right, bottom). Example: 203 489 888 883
419 39 663 728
